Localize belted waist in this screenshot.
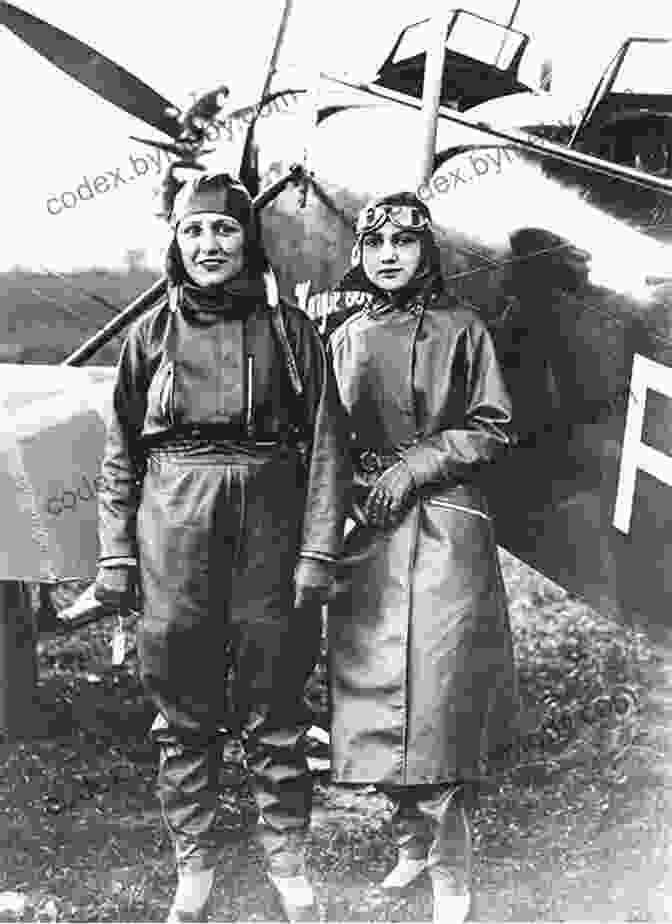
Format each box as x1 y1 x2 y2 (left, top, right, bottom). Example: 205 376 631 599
143 425 303 457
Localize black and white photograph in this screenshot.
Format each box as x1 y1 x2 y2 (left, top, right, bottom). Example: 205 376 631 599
1 0 672 920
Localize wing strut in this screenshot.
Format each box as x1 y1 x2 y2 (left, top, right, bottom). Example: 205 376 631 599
417 8 453 186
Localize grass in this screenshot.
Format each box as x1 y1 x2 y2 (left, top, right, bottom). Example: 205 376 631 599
0 552 667 921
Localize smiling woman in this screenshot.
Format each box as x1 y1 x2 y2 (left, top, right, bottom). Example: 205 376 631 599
176 214 246 287
93 170 351 921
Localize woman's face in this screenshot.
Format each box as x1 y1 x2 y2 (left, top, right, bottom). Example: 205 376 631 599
176 211 245 287
361 220 423 292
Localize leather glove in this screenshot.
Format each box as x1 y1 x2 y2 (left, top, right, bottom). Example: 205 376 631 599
364 461 417 529
93 565 137 609
294 558 334 610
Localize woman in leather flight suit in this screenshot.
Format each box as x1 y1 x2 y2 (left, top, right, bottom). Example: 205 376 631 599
94 172 350 922
327 192 519 924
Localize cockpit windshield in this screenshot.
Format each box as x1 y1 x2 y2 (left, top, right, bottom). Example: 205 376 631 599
376 9 530 110
610 39 672 95
391 10 527 72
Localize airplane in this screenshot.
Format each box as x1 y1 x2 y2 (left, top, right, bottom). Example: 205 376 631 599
1 0 672 644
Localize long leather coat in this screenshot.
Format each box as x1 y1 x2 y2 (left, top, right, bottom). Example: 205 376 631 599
328 290 519 785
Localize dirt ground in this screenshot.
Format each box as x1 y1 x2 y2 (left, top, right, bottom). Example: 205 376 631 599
1 553 671 923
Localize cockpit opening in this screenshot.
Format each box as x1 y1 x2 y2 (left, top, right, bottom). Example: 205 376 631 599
374 8 531 111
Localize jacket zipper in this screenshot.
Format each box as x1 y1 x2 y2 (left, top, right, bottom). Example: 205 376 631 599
246 354 254 438
160 362 175 426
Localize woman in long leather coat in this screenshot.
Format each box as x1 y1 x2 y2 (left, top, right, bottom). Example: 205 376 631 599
328 192 518 923
94 172 350 922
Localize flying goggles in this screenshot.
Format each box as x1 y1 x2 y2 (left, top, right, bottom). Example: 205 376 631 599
356 203 430 236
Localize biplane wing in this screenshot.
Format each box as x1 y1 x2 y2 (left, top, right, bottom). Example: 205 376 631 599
0 365 116 581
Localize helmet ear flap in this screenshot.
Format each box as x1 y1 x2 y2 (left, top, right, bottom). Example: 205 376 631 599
165 235 187 285
350 240 362 268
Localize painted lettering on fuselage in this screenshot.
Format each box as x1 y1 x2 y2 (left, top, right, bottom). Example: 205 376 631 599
614 354 672 534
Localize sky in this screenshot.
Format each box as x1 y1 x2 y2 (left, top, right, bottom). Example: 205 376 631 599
2 0 671 272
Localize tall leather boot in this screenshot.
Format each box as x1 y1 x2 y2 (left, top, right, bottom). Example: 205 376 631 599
378 807 432 895
243 700 317 924
268 872 316 923
424 788 472 924
166 867 215 923
264 827 317 923
379 793 433 892
151 718 221 924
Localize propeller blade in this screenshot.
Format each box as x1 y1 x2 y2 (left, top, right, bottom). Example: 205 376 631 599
129 136 188 158
0 1 181 138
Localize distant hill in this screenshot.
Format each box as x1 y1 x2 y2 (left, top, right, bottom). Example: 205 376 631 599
0 267 161 365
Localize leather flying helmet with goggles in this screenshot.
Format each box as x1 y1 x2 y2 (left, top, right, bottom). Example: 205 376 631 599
355 202 431 236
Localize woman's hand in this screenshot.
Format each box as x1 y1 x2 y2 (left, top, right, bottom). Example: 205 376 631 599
93 565 137 609
364 461 416 529
294 558 334 609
